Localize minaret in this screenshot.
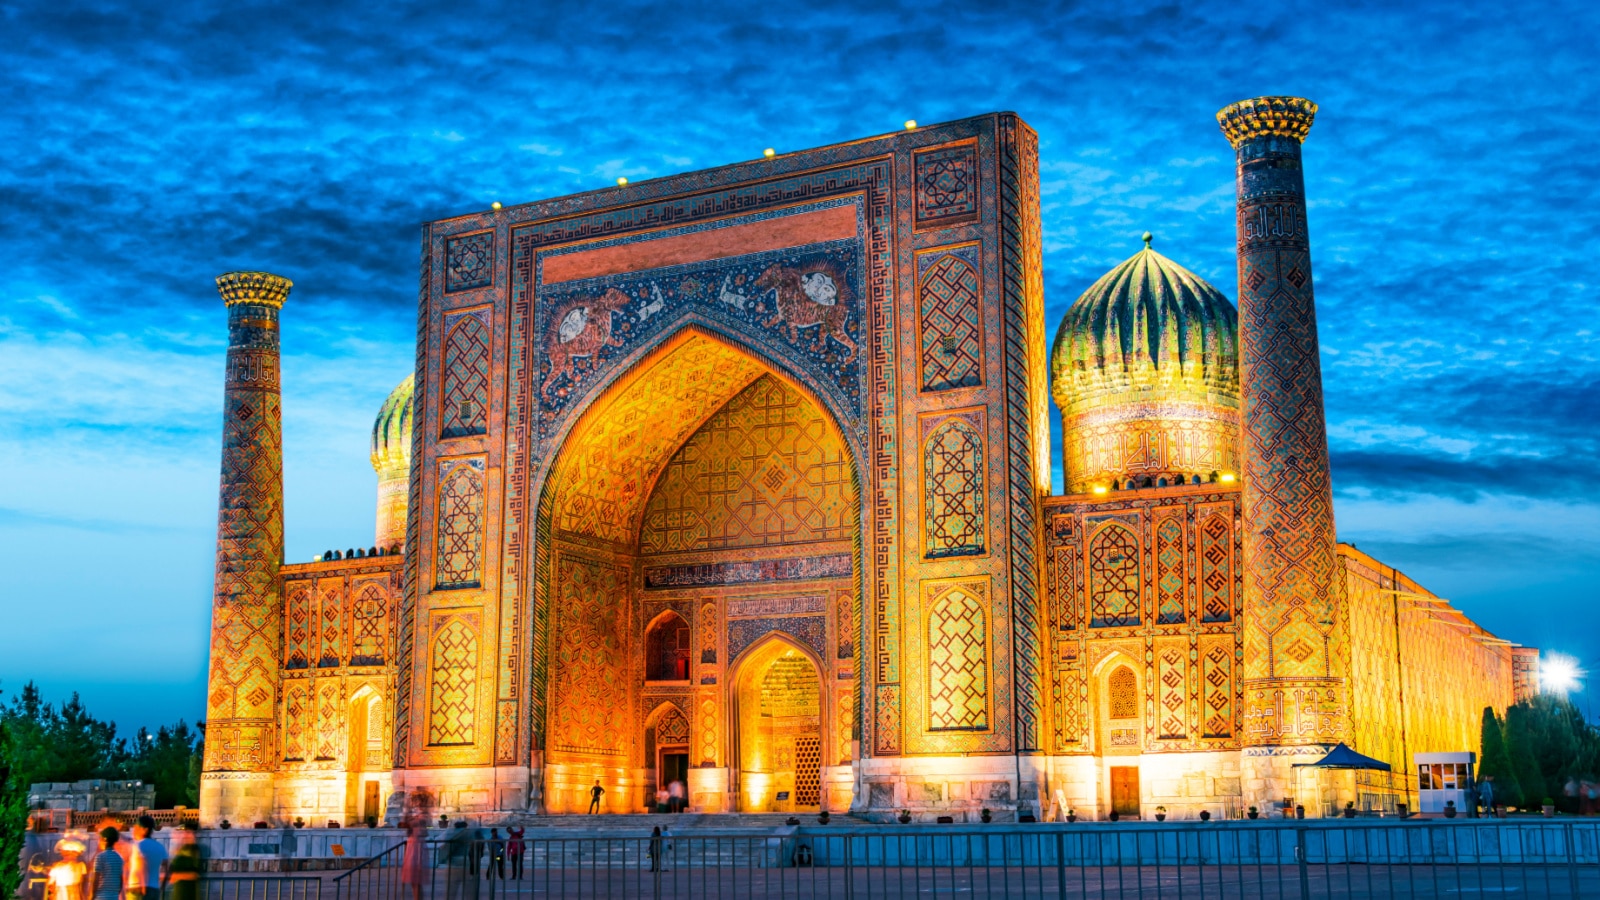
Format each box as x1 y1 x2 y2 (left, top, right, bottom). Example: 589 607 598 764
1218 98 1344 802
199 271 293 827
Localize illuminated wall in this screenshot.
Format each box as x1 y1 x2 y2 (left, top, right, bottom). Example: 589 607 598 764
274 555 402 823
395 113 1049 817
1340 545 1518 783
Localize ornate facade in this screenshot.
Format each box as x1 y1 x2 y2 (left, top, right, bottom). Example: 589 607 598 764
201 101 1535 826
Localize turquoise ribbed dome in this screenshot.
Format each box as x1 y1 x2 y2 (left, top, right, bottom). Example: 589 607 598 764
1051 237 1239 395
1049 236 1241 494
370 374 414 475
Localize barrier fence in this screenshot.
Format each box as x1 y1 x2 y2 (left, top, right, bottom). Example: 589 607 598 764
188 821 1600 900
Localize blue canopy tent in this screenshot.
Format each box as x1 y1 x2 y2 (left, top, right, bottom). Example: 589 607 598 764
1292 743 1397 816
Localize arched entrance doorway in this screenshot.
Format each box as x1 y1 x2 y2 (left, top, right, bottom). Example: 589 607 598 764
345 688 384 823
533 328 861 814
731 637 826 812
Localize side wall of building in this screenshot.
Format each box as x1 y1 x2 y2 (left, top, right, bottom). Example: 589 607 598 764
1341 546 1517 785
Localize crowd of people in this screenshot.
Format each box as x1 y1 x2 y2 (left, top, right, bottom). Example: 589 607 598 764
36 816 201 900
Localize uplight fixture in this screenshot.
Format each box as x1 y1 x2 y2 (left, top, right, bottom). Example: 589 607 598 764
1092 485 1108 495
1220 472 1237 483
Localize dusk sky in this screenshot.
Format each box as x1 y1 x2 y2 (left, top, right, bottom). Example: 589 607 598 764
2 0 1597 734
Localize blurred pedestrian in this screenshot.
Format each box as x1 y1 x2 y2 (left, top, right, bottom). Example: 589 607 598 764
48 840 87 900
91 829 123 900
1477 775 1495 817
668 780 685 814
484 829 504 881
127 816 168 900
505 828 525 880
164 826 201 900
647 827 662 873
400 791 431 900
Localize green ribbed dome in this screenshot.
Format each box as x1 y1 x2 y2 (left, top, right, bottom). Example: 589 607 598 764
1050 235 1241 494
1051 236 1239 393
370 373 414 476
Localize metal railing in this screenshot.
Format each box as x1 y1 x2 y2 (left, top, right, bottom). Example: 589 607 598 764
192 820 1600 900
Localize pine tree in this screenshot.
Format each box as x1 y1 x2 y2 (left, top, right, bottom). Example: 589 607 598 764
1477 706 1518 808
1505 704 1548 808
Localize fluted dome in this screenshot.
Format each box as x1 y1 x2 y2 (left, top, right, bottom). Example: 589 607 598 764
1050 235 1241 494
371 374 414 476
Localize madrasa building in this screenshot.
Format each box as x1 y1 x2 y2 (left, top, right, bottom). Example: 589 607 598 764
198 96 1539 827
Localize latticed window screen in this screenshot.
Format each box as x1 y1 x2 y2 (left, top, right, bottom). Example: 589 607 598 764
918 254 983 392
351 584 386 665
924 419 985 558
1108 666 1138 720
1089 524 1141 627
435 459 485 588
927 587 989 730
428 617 478 746
440 316 490 438
794 736 823 806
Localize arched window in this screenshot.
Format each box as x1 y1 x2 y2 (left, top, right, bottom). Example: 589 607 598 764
646 613 691 681
1108 666 1138 720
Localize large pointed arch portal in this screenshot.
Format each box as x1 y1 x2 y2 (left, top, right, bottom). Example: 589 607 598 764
532 328 862 814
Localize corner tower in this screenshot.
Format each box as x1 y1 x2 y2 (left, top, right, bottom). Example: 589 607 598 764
1218 98 1343 793
200 271 292 826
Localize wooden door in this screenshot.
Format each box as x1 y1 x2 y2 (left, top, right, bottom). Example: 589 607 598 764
362 781 380 821
1110 766 1141 817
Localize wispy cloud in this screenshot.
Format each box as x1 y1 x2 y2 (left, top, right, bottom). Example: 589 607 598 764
3 0 1597 730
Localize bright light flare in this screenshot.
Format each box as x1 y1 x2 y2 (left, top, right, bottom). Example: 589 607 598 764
1541 653 1585 697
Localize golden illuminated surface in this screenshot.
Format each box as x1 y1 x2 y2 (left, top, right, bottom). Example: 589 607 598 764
550 333 765 545
1051 242 1240 493
1216 96 1318 149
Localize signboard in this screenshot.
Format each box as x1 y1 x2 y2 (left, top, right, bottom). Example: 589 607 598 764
775 791 790 801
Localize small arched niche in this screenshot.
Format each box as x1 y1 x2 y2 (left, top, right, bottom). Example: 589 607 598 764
645 611 692 682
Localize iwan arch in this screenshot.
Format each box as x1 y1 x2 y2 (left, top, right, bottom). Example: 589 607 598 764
199 102 1538 827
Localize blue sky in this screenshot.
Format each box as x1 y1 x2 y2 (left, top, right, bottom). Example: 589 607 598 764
2 0 1597 733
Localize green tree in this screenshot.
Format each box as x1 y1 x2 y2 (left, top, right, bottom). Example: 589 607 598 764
122 721 202 808
1505 704 1548 807
1478 706 1518 808
0 701 34 899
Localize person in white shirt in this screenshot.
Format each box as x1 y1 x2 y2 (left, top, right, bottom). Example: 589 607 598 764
127 816 169 900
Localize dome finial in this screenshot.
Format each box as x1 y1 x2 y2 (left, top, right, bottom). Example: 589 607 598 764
1142 231 1153 249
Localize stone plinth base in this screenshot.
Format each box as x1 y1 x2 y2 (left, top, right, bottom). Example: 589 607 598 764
386 766 531 823
854 756 1046 822
200 772 275 828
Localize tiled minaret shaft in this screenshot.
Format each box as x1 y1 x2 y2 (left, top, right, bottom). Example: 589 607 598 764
200 271 292 826
1218 98 1344 760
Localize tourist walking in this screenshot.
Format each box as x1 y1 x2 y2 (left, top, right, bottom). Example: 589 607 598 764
47 839 87 900
90 829 123 900
668 780 685 813
484 829 505 881
444 822 478 900
399 791 431 900
647 827 662 873
654 787 669 814
505 827 525 880
588 780 605 814
127 816 168 900
1477 775 1496 817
